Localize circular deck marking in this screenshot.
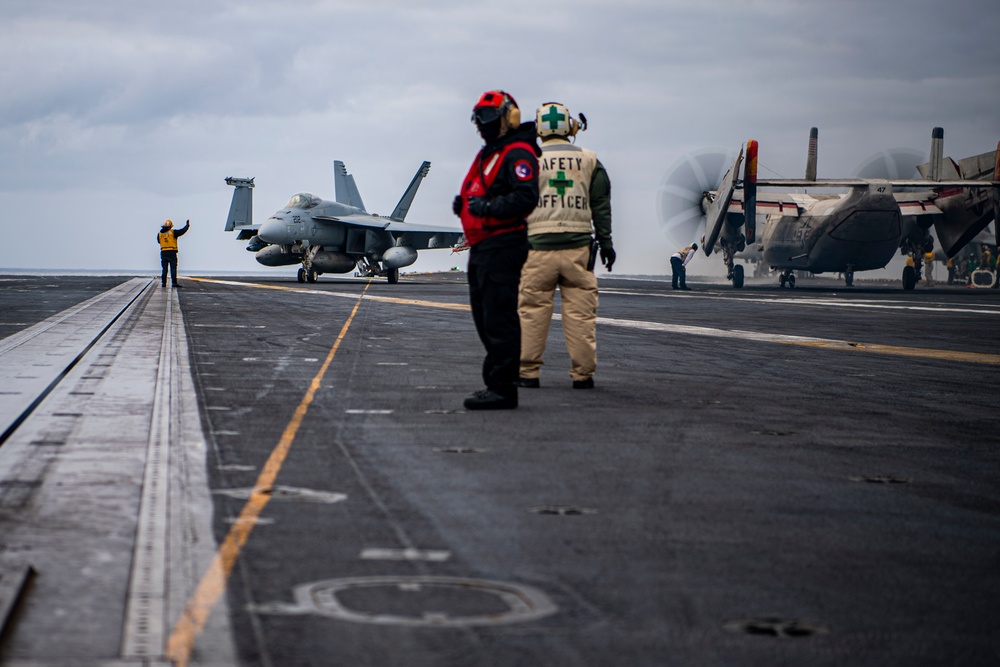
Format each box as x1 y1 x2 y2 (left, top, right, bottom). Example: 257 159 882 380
291 576 557 627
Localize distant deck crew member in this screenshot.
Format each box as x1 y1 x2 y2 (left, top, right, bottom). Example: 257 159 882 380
157 219 190 287
517 101 614 390
671 242 697 290
453 90 540 410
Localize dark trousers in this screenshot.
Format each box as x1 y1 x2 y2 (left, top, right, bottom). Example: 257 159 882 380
467 231 530 397
670 256 686 289
161 250 178 286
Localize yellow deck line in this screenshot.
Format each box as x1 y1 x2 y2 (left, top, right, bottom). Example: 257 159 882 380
166 280 372 666
188 276 471 311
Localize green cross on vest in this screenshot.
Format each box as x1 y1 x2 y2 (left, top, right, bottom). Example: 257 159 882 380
541 105 566 131
549 171 574 196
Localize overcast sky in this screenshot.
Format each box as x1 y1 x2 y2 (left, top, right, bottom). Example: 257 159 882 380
1 0 997 277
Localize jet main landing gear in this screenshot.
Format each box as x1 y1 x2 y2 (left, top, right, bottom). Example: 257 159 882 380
297 267 318 283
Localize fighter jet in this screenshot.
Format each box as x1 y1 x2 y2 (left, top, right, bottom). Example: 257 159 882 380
658 128 1000 289
225 161 465 284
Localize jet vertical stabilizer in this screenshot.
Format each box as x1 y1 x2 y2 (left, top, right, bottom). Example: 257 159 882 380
388 161 431 222
225 177 255 231
334 161 367 211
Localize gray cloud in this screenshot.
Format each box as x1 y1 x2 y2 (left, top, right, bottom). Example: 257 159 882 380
0 0 997 275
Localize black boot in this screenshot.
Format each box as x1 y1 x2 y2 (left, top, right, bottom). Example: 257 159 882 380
464 388 517 410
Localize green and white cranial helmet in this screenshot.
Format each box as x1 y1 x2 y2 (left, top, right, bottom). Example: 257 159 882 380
536 102 579 139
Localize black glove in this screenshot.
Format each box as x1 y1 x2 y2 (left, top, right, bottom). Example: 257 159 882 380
466 196 490 218
452 196 463 216
600 247 616 271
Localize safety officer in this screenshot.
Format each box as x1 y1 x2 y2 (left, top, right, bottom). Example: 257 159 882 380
671 242 697 290
517 101 614 390
453 90 540 410
157 219 190 287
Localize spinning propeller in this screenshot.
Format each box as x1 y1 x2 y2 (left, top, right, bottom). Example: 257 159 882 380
656 149 737 250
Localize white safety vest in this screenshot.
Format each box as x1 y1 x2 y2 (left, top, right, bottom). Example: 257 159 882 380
527 141 598 237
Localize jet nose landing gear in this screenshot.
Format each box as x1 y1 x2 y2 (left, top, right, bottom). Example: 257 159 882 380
779 269 796 289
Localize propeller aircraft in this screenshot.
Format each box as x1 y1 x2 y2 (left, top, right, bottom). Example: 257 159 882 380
658 128 1000 289
225 160 465 284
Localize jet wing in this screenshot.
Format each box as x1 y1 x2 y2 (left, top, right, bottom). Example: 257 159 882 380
385 221 465 250
313 214 463 235
312 214 393 230
312 214 465 249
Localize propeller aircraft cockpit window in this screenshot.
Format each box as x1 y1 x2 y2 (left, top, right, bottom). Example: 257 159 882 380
285 193 321 209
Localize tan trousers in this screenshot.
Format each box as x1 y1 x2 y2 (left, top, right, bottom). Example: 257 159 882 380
518 245 598 382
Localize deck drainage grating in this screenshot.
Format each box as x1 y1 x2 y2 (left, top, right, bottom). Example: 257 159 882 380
434 447 485 454
724 617 829 638
851 475 912 484
529 506 597 516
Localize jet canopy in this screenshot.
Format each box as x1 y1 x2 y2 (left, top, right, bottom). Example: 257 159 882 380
285 193 322 209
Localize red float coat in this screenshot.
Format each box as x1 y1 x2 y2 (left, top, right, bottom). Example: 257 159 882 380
458 124 540 247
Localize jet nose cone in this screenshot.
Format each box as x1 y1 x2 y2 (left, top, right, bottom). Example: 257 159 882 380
257 217 285 244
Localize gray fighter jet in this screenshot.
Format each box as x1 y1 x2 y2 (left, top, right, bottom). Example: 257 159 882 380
225 161 465 283
659 128 1000 289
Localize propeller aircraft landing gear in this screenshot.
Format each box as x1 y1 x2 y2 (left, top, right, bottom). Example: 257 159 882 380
721 237 746 289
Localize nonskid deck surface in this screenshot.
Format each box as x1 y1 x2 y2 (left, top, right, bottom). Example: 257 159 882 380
0 273 998 666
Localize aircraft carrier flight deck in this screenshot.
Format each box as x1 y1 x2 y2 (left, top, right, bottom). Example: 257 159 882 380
0 272 998 666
